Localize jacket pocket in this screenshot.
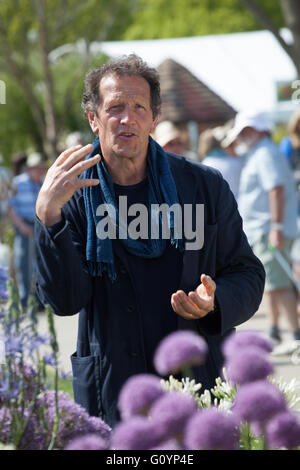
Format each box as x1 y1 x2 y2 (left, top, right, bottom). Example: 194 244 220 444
71 352 102 417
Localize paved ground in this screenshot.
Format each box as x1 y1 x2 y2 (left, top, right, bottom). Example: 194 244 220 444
37 295 300 386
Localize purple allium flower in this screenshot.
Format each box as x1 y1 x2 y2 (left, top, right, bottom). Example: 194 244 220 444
225 347 274 385
149 392 197 441
223 330 273 358
36 391 111 449
111 417 161 450
184 408 240 450
0 407 40 450
154 331 207 376
266 410 300 450
150 439 182 450
65 433 107 450
233 380 286 425
118 374 164 420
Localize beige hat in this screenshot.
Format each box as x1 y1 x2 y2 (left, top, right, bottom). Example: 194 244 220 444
154 121 180 147
26 152 45 168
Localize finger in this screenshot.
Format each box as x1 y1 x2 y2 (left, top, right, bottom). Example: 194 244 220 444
173 291 202 317
171 295 199 320
70 154 101 177
55 145 84 166
59 144 94 170
200 274 216 296
77 178 100 189
188 291 213 314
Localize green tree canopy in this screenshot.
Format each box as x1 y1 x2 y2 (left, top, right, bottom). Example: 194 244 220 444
123 0 284 40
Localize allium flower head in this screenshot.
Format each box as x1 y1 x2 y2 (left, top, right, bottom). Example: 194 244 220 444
65 434 107 450
184 408 240 450
225 347 274 385
118 374 164 420
151 439 182 450
233 380 286 424
36 391 111 449
266 410 300 449
223 330 273 358
111 417 160 450
149 392 197 440
154 331 207 375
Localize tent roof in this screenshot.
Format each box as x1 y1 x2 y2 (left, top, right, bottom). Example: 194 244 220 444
90 29 297 118
157 58 236 123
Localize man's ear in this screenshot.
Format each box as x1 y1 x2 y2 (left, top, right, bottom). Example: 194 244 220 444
86 110 99 135
150 116 159 135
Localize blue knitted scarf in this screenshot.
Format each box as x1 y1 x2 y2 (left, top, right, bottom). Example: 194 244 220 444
82 136 184 281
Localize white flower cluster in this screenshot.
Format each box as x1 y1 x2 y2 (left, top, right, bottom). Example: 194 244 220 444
161 369 300 416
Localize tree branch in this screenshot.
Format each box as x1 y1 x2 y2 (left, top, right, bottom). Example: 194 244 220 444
239 0 292 57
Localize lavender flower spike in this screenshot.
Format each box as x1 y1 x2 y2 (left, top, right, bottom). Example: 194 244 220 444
233 380 286 425
154 331 207 376
149 392 197 441
225 347 274 385
65 434 107 450
118 374 164 420
266 410 300 450
185 408 240 450
223 330 273 359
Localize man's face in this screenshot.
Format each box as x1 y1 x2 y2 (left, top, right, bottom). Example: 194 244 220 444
163 138 185 155
28 165 46 183
88 74 157 163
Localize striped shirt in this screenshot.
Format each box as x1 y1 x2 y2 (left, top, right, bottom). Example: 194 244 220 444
8 172 43 222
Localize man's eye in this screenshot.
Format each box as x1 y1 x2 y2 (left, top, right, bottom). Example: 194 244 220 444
109 105 122 111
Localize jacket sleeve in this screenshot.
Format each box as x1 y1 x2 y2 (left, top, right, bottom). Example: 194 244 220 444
34 191 93 316
198 174 266 336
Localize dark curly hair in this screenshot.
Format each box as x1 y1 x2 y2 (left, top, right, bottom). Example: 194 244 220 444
81 54 161 119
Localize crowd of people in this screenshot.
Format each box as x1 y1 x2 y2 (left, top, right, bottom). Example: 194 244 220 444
154 110 300 351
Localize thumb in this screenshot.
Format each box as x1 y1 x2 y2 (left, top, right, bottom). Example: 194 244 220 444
200 274 216 296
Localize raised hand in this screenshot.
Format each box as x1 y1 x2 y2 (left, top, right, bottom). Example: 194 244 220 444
36 144 100 226
171 274 216 320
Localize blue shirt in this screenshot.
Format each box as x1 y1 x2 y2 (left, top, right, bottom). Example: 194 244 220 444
238 137 298 245
8 172 43 222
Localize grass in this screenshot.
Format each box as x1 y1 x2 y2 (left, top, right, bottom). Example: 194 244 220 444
46 368 74 398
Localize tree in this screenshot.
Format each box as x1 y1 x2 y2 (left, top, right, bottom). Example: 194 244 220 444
0 0 137 160
122 0 284 40
241 0 300 77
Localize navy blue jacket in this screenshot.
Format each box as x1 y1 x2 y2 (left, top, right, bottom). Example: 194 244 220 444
34 153 265 427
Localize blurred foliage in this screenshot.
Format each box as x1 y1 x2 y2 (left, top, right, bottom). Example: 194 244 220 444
0 0 136 165
0 0 287 165
123 0 284 40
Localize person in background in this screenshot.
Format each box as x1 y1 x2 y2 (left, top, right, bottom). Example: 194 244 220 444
154 120 198 161
65 132 85 149
11 152 28 177
7 152 46 310
199 126 242 200
279 108 300 212
231 111 300 347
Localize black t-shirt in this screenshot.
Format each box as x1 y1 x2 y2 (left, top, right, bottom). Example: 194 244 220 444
114 178 183 373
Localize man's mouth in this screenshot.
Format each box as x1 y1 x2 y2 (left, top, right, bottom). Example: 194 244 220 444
117 131 137 139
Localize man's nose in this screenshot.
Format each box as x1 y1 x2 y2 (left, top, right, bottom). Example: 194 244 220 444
120 106 136 125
